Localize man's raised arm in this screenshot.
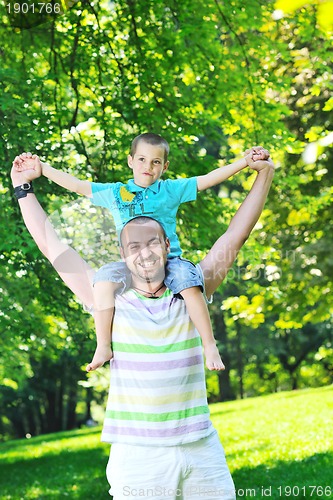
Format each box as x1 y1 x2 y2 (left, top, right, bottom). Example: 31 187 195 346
200 159 275 298
11 165 95 309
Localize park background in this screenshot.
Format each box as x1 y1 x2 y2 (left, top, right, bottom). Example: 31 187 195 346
0 0 332 498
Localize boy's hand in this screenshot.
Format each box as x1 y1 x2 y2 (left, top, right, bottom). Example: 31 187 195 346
244 146 271 171
12 152 42 182
245 146 270 162
13 152 42 180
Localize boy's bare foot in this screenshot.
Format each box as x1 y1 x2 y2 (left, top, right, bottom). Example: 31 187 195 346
204 344 225 371
86 345 113 372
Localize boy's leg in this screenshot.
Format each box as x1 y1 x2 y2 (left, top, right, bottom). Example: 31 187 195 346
165 258 224 371
180 287 224 371
86 281 121 372
87 261 131 372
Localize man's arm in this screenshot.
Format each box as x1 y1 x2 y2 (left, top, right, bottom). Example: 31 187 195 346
196 147 269 192
199 158 275 298
11 166 95 308
15 152 92 197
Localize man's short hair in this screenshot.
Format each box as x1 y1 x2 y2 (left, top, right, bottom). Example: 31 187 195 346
130 133 170 162
120 216 168 247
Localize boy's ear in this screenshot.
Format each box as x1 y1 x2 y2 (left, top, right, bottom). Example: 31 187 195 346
127 155 133 169
162 161 169 173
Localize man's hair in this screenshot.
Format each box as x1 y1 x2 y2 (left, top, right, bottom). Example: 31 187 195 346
130 133 170 162
120 216 167 247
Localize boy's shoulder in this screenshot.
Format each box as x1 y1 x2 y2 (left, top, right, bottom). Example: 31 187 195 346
91 180 127 192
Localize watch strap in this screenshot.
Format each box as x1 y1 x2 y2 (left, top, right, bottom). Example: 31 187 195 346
14 182 34 200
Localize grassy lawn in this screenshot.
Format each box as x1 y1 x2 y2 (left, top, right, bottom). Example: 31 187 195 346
0 386 332 499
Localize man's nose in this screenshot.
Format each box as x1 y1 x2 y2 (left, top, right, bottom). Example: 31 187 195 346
139 246 152 259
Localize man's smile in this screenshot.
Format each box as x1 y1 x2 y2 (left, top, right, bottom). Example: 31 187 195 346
137 259 159 269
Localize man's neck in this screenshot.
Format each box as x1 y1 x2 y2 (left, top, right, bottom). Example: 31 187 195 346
130 279 166 298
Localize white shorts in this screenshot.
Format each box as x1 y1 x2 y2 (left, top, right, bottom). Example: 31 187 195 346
106 430 236 500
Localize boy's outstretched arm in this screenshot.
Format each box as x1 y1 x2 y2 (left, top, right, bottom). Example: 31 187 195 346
196 146 269 191
11 164 94 308
15 152 92 197
200 157 275 298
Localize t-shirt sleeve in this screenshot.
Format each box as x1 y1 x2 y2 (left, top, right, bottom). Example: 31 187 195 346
168 177 198 205
90 182 116 209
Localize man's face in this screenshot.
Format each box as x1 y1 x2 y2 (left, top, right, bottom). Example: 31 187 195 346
128 141 169 188
120 219 170 283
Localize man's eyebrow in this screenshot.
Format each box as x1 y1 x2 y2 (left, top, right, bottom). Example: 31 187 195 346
125 236 160 246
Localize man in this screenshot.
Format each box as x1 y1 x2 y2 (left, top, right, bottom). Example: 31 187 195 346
11 153 275 499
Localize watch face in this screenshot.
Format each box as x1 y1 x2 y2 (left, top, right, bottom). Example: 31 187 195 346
22 183 31 190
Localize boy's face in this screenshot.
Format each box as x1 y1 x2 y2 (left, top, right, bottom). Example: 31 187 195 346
128 140 169 187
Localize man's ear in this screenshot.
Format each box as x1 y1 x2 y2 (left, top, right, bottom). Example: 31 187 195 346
165 237 171 254
162 161 169 173
127 155 133 170
120 246 125 260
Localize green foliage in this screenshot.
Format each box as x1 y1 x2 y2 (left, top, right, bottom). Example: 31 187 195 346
0 0 332 438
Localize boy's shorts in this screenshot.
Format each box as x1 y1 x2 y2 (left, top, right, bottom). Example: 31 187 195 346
106 430 236 499
93 257 204 296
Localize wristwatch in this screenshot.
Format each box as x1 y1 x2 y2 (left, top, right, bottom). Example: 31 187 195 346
14 182 34 199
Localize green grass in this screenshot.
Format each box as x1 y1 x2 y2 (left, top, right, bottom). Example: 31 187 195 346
0 386 332 499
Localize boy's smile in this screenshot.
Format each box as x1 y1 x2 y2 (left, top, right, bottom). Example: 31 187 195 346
128 141 169 188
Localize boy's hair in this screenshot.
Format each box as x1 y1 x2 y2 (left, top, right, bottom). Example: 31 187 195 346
130 133 170 162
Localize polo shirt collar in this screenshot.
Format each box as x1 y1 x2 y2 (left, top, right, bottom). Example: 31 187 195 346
127 179 160 193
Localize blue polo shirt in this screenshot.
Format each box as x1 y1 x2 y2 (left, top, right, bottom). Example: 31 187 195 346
90 177 197 257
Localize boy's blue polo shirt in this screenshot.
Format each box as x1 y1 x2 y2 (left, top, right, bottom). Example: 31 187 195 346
90 177 198 257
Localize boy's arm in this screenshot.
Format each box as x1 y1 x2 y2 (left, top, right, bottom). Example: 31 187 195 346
196 147 269 191
42 161 92 197
197 157 247 191
16 152 92 197
199 157 275 298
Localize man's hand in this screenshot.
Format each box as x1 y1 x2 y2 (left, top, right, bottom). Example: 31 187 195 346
13 152 42 181
247 156 275 172
244 146 272 171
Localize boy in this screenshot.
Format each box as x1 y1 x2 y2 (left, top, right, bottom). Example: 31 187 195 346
15 134 268 372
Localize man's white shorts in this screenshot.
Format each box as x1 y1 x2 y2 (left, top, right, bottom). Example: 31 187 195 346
106 430 236 500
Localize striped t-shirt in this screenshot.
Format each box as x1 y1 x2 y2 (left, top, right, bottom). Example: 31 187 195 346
101 288 214 446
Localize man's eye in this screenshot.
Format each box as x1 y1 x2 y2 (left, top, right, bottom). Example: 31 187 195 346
129 245 139 251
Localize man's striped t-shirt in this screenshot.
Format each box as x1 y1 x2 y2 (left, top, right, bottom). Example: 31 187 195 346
101 288 214 446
